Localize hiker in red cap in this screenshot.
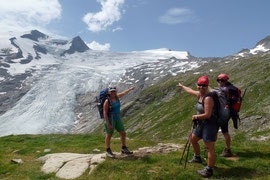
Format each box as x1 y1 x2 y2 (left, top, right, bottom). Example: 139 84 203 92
216 73 233 157
177 76 218 178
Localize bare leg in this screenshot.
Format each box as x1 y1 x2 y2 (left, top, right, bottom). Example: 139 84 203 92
223 132 231 149
191 133 201 155
119 131 126 147
105 134 112 149
204 141 216 167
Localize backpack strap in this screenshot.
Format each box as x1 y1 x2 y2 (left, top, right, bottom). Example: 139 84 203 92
202 92 220 120
197 94 201 102
107 96 113 112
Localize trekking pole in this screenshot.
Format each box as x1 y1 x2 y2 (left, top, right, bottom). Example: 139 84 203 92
178 128 191 165
184 121 197 169
184 138 191 169
238 88 247 125
241 88 247 104
179 121 195 167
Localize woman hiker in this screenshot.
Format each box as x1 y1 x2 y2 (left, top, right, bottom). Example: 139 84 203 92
215 73 233 157
103 86 135 158
177 76 218 178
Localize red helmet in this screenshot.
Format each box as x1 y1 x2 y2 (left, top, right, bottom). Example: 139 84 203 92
218 74 229 80
197 76 209 85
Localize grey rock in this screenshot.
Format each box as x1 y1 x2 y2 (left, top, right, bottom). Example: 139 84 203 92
255 35 270 49
44 149 51 153
92 148 101 152
11 159 24 164
20 54 33 64
20 30 49 42
60 36 90 56
56 157 91 179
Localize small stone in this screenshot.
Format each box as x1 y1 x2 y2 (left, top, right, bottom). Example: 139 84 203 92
12 150 20 154
11 159 24 164
44 149 51 152
92 148 101 152
89 165 97 175
36 150 41 153
91 153 106 164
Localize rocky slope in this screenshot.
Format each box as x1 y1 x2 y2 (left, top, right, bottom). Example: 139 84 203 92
91 50 270 141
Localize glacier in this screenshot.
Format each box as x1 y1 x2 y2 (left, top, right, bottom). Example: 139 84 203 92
0 35 199 136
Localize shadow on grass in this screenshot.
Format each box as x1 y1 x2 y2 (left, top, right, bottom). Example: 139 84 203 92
236 150 270 159
215 166 255 179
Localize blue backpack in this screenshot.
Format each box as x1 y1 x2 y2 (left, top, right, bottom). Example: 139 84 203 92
97 88 112 119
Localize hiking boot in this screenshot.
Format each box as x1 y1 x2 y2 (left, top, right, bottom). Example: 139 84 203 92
106 148 115 158
220 148 233 157
121 146 133 155
188 155 202 163
197 167 213 178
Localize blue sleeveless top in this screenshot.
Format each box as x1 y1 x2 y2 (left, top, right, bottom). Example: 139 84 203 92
108 99 121 120
110 99 121 114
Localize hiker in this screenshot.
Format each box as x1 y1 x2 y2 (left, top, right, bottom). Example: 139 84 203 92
216 73 233 157
103 86 135 158
177 76 218 178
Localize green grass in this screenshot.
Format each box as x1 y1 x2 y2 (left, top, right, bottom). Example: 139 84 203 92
116 54 270 140
0 134 269 179
0 134 159 179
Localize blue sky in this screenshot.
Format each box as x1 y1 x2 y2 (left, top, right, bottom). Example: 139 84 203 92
1 0 270 57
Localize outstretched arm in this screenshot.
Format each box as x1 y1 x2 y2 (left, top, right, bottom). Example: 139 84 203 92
177 82 199 97
117 87 135 98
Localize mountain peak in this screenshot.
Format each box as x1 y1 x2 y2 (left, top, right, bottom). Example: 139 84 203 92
255 35 270 49
20 30 49 42
60 36 90 56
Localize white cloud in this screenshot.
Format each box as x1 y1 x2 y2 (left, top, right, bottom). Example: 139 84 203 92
112 26 123 32
0 0 62 32
82 0 125 32
159 8 195 25
87 41 111 51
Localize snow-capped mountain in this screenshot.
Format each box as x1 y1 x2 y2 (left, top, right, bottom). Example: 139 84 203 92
0 30 205 136
230 36 270 59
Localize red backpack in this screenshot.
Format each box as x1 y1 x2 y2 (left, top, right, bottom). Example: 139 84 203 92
226 83 246 129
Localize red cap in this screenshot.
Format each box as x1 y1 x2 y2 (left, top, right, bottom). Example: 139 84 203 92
197 76 209 85
218 74 229 80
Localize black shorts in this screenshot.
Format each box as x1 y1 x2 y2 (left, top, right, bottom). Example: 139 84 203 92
220 120 229 133
193 121 218 142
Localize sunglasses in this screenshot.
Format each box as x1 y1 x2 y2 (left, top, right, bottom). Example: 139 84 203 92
197 84 208 87
217 79 226 82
